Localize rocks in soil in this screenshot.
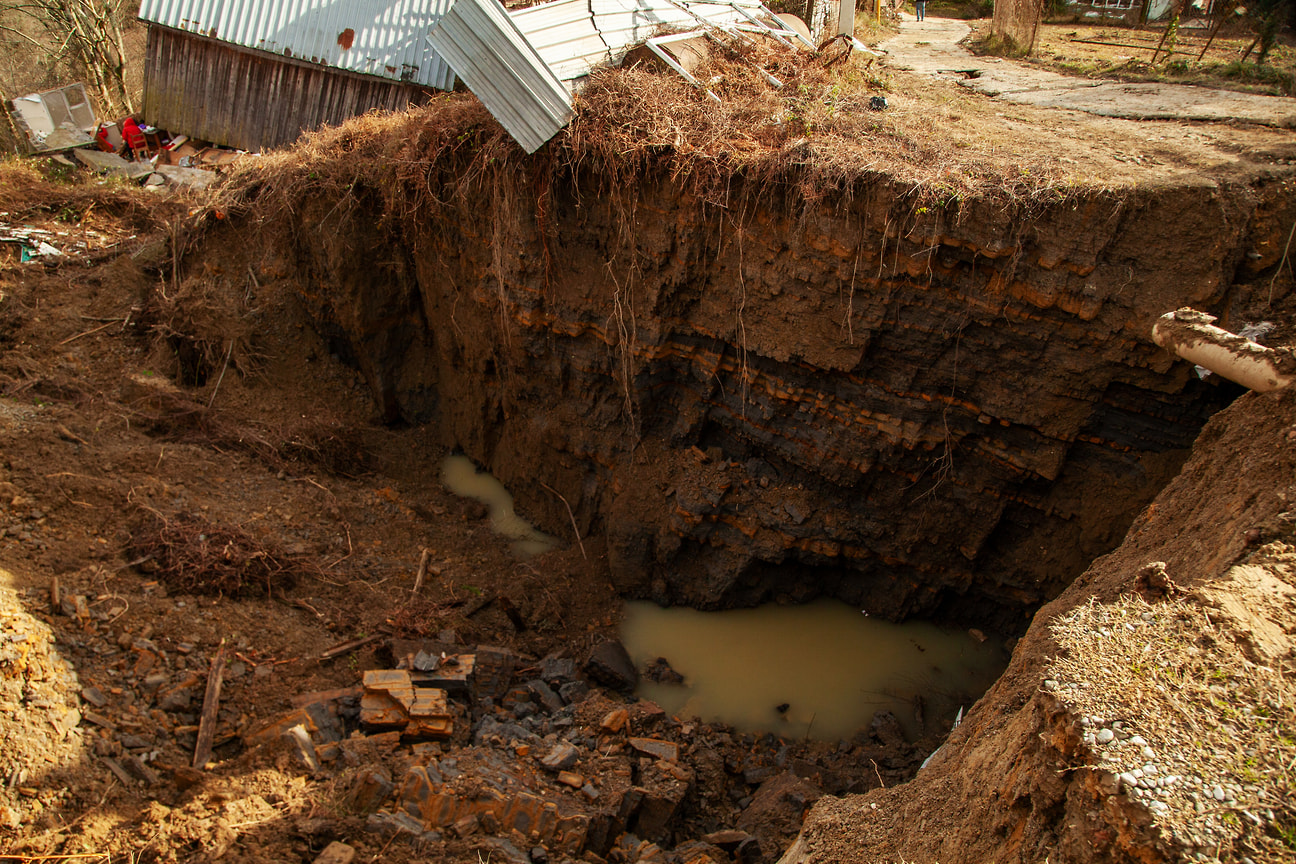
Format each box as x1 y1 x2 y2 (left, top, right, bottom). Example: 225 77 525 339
347 767 394 813
736 772 823 861
526 679 564 712
312 841 356 864
629 737 680 762
868 710 906 750
583 640 638 692
601 708 630 733
540 741 580 771
644 657 685 684
3 569 934 864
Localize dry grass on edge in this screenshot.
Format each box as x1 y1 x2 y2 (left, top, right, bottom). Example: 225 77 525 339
212 36 1088 231
567 37 1072 203
1047 593 1296 861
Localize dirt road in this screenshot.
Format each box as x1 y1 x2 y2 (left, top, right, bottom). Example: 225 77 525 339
880 16 1296 127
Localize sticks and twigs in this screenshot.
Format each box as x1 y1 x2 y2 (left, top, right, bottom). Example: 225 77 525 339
57 319 123 346
206 341 234 410
1269 220 1295 306
319 633 384 661
410 547 432 601
192 639 228 769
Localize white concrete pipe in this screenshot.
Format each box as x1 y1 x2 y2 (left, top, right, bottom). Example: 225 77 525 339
1152 308 1294 393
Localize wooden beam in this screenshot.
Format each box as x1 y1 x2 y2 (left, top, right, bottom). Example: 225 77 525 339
192 639 228 770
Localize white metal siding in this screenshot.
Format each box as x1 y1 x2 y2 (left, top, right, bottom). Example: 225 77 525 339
511 0 766 82
138 0 457 89
427 0 573 153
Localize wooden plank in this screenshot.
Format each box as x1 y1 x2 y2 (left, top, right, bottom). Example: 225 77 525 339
192 639 228 770
319 633 384 660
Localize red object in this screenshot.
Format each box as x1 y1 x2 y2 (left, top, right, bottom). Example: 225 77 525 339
95 125 112 152
122 117 147 158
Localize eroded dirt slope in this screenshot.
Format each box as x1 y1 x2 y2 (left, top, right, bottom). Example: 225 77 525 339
1 45 1295 863
784 386 1296 862
203 96 1296 636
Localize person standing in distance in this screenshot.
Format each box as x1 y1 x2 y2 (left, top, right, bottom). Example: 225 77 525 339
915 0 926 19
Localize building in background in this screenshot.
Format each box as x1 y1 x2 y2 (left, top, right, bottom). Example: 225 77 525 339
137 0 457 152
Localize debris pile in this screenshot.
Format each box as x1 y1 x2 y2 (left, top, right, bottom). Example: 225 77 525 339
5 82 243 192
4 562 943 863
360 668 455 738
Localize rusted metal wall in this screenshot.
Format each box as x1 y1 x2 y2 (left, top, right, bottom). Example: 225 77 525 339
142 26 436 152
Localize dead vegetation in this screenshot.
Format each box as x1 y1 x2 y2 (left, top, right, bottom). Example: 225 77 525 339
388 595 460 638
0 158 173 233
128 510 320 598
207 35 1084 247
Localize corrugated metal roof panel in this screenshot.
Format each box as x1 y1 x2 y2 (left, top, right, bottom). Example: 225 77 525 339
511 0 766 81
138 0 457 89
509 0 607 81
426 0 573 152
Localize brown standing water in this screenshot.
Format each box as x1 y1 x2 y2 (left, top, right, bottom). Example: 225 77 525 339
621 599 1010 740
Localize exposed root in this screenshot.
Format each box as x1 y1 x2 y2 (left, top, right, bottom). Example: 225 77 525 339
129 511 319 598
387 596 459 638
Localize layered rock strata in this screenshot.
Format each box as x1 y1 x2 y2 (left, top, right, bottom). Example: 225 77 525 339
250 168 1295 630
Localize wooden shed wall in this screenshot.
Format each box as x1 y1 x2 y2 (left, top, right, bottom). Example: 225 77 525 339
143 26 438 152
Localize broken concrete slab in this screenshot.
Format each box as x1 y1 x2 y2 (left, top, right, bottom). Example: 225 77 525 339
154 164 217 190
73 148 153 182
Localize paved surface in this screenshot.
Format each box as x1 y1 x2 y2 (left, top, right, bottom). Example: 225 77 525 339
879 16 1296 127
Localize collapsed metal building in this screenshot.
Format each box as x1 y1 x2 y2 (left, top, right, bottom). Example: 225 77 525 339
138 0 847 153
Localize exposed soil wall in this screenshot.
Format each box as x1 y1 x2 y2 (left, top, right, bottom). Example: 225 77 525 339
226 158 1296 633
781 382 1296 864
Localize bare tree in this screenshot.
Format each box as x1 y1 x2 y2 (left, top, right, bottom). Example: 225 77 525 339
0 0 132 114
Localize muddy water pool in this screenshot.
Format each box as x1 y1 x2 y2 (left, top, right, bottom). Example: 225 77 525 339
441 455 560 558
620 599 1008 741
